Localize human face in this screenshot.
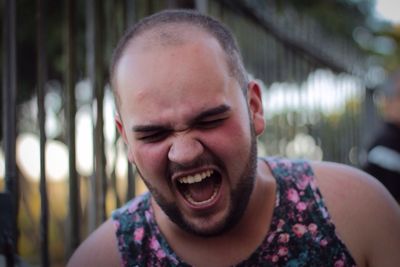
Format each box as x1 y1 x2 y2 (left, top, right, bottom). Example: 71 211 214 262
115 30 265 236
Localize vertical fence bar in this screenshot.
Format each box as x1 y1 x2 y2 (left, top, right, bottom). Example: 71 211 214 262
195 0 208 13
86 0 97 233
2 0 18 264
125 0 136 26
66 0 80 258
124 0 137 202
2 0 17 199
94 0 107 224
108 0 124 207
87 0 107 230
36 0 49 265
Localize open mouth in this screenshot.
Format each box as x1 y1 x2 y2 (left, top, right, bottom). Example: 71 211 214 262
176 170 222 207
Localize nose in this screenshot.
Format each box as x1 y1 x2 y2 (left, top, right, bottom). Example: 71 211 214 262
168 134 204 166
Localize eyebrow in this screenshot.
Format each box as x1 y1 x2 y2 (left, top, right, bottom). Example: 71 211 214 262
131 104 231 133
190 104 231 124
131 124 168 133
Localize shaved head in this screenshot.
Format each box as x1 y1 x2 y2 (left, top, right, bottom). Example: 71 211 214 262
110 9 249 107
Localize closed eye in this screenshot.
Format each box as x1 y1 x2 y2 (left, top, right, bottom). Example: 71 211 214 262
196 117 227 129
136 130 171 143
192 105 231 130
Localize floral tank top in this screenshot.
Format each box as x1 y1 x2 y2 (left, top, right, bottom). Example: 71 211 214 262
112 157 357 266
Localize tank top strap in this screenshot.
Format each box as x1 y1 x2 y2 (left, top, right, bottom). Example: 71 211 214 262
261 156 330 221
253 157 357 267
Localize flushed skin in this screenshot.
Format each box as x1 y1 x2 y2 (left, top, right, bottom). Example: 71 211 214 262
67 13 400 267
115 26 264 238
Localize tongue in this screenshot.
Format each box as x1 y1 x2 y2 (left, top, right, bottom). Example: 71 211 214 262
187 178 215 202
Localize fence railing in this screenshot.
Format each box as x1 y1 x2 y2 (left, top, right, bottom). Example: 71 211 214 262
1 0 18 265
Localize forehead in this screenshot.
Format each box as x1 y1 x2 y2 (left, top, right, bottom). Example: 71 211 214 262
115 25 230 91
115 28 240 125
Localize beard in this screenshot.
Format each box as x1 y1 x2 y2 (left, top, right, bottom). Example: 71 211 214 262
137 125 258 237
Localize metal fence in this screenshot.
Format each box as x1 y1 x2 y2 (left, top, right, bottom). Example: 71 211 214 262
0 0 376 266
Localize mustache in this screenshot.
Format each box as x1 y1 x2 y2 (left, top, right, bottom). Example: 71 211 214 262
166 154 223 177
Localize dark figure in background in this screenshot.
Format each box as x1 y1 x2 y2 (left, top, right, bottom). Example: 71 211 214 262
363 70 400 202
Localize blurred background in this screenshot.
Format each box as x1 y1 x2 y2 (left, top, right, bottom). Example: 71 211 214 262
1 0 399 266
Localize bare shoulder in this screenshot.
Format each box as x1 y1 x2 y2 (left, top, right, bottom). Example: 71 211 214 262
67 218 120 267
310 161 399 213
311 161 400 267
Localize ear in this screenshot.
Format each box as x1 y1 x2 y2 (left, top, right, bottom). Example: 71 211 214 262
115 114 135 164
115 113 128 144
247 81 265 136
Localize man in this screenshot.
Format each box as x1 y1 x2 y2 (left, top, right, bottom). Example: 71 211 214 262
68 9 400 266
363 70 400 202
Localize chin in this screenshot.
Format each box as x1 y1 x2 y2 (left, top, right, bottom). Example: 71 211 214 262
182 211 236 237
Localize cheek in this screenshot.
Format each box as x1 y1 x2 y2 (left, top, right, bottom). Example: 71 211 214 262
130 142 170 179
202 117 252 166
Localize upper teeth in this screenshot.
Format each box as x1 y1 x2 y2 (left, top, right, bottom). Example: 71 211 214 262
178 170 213 184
